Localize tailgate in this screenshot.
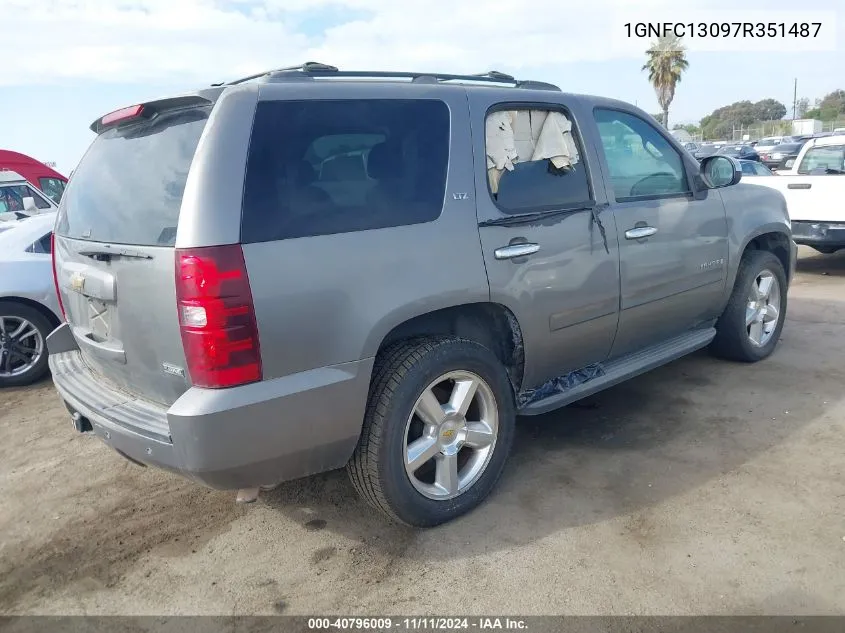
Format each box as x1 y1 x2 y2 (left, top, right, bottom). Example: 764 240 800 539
54 102 213 406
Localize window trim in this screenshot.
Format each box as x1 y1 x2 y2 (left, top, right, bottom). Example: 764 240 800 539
592 106 695 204
483 102 595 216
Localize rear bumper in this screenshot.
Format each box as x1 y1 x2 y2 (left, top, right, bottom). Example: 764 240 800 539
47 323 373 489
791 220 845 248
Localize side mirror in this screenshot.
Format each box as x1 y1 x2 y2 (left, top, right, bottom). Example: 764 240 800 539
22 196 38 212
700 155 742 189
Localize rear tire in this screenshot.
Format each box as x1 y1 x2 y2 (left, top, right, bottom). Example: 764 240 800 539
347 337 515 527
710 250 787 362
0 302 53 387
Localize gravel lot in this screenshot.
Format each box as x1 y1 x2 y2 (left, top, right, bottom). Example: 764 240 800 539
1 247 843 616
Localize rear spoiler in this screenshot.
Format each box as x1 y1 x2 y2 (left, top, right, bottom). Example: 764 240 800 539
89 90 222 134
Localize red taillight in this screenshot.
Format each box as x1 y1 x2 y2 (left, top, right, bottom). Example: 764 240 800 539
100 104 144 127
51 233 66 321
175 245 262 389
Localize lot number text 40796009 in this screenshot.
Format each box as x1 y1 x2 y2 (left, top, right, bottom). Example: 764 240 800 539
307 618 528 630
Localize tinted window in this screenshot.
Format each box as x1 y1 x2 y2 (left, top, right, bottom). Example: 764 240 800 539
0 184 51 212
741 162 756 175
39 177 66 203
486 108 590 212
241 99 449 242
798 145 845 174
774 143 802 154
753 163 773 176
594 109 689 200
57 107 211 246
26 232 53 254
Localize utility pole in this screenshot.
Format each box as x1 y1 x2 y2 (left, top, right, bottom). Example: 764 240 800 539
792 78 797 120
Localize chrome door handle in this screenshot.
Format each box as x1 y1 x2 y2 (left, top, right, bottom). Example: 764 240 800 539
625 226 658 240
494 243 540 260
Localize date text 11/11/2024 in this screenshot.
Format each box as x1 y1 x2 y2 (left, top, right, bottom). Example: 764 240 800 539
624 22 822 38
307 618 529 630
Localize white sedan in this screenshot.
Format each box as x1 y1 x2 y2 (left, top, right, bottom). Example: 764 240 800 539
0 212 61 387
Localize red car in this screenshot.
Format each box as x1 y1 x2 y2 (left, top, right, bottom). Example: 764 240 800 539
0 150 67 203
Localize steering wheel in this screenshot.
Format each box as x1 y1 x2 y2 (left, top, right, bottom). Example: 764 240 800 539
629 172 680 197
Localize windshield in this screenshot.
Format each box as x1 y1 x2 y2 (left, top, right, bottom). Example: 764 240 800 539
56 106 211 246
797 145 845 174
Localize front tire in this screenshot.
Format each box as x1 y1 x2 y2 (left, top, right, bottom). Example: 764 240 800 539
711 250 787 362
347 337 516 527
0 302 53 387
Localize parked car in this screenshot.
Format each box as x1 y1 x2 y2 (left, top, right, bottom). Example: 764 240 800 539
694 143 718 159
716 144 761 162
0 212 61 387
738 159 774 176
757 142 805 171
0 150 67 203
750 134 845 254
0 170 59 228
47 64 796 527
753 136 795 156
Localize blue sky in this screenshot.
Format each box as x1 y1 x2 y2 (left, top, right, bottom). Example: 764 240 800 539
1 0 841 175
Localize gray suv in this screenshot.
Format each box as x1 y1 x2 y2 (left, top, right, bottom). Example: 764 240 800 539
48 64 796 527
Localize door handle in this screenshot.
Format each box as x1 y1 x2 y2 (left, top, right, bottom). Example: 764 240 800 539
787 183 811 189
494 243 540 260
625 226 658 240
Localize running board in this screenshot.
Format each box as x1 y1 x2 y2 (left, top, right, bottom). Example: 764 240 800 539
518 328 716 416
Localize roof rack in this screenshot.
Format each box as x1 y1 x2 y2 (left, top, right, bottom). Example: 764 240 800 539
214 62 560 91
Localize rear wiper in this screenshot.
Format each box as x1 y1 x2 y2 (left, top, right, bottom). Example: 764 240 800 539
78 246 152 261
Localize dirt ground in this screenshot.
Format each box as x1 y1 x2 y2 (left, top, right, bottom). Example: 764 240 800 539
1 247 844 616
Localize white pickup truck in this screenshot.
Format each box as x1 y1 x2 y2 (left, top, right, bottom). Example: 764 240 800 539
750 134 845 254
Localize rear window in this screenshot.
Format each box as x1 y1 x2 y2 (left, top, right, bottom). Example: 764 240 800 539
241 99 449 243
57 107 210 246
39 177 66 203
797 145 845 174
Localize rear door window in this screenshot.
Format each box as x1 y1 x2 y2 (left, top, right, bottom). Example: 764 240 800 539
241 99 450 242
56 107 211 246
484 107 591 212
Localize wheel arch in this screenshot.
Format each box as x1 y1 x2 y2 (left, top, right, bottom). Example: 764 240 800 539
372 302 526 394
726 225 794 303
0 296 61 330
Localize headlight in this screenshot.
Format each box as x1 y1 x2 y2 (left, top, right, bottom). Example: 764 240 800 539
771 153 783 159
785 159 795 168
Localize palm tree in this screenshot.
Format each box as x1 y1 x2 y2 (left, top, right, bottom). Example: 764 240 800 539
642 35 689 130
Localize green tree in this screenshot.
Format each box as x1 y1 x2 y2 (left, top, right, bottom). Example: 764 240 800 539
673 123 700 135
796 97 810 118
815 89 845 121
642 35 689 130
650 112 665 125
753 98 787 121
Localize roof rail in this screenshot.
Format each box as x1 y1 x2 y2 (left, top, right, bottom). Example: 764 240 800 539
214 63 560 91
213 62 339 86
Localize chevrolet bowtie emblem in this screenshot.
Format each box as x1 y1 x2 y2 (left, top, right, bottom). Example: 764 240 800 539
70 272 86 292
